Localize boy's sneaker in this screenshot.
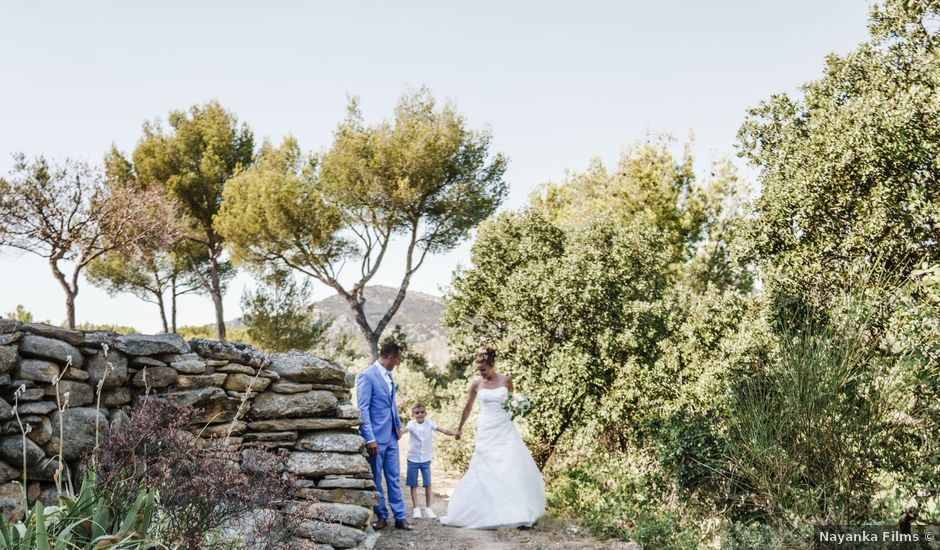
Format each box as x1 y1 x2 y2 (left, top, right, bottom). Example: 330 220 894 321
412 507 422 519
424 507 437 519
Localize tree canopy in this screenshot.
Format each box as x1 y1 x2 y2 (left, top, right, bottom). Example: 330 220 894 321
130 101 253 339
217 89 508 357
0 155 175 328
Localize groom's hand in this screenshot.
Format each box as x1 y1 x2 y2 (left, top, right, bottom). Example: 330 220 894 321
367 441 378 456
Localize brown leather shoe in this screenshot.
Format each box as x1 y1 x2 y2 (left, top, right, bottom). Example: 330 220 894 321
372 519 388 530
394 519 414 530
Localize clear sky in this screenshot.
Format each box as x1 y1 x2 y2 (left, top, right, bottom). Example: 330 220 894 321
0 1 871 332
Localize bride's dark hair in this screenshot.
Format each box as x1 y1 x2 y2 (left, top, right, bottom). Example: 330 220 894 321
474 345 497 367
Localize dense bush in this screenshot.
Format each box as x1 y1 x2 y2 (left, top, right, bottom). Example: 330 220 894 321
95 398 297 550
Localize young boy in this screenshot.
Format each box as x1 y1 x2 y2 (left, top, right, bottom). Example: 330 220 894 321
399 402 456 519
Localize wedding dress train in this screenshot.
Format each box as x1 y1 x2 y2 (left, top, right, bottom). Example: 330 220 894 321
441 386 545 529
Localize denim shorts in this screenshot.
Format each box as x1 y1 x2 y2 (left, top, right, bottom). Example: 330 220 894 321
406 460 431 487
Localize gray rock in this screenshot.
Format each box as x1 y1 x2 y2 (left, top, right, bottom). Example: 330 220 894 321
132 366 178 388
286 452 371 478
0 461 17 483
0 345 17 373
45 381 94 407
129 356 166 368
86 349 129 389
294 431 364 454
167 387 239 423
25 416 51 446
0 375 9 387
242 431 298 442
0 399 11 421
344 371 355 389
80 331 118 347
216 363 255 375
294 521 366 549
36 484 59 506
3 414 44 433
336 402 360 420
15 322 84 346
100 388 132 407
156 352 200 363
300 488 379 508
0 481 25 522
226 390 258 400
114 334 189 356
0 333 21 346
60 368 90 382
205 359 229 367
189 339 269 368
16 402 56 416
176 373 227 388
268 352 345 384
258 369 280 381
18 335 84 368
170 360 207 374
17 389 44 401
224 373 271 392
15 359 59 383
289 502 371 528
108 409 130 432
47 407 108 461
250 390 337 420
270 380 313 394
318 476 375 490
198 421 246 436
0 435 46 467
27 456 62 482
246 418 362 432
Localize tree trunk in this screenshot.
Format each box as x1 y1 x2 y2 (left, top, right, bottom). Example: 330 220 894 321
156 293 169 334
343 294 377 360
170 276 178 334
49 257 77 329
207 242 226 341
65 291 76 330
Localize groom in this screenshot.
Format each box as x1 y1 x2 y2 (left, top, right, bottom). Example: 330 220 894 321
357 342 413 530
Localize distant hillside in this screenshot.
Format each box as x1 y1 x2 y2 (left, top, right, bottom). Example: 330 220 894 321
223 286 450 367
315 286 450 367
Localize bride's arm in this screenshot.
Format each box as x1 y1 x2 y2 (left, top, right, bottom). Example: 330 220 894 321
455 380 479 440
506 376 514 392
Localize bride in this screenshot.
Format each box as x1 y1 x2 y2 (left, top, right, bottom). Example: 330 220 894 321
441 346 545 529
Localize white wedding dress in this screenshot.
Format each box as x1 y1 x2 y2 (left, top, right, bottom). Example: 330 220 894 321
441 386 546 529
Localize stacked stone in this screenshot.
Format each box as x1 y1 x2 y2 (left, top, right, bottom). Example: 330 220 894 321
0 319 377 550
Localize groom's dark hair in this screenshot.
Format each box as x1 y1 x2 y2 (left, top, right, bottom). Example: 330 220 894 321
379 342 403 358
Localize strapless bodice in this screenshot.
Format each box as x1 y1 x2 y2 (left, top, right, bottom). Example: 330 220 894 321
478 386 509 417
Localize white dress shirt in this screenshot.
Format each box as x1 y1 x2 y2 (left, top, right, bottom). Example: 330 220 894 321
406 418 438 463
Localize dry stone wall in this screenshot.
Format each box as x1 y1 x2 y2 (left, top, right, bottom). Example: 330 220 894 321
0 319 377 550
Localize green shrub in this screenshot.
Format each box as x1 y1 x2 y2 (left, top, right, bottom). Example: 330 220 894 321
0 468 161 549
546 451 706 549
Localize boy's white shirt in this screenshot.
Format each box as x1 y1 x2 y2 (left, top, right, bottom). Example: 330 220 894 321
406 418 438 462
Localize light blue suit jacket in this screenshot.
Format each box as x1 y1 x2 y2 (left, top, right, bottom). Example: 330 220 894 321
357 362 401 447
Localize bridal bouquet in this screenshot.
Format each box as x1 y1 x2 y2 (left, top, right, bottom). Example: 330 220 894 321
502 391 532 419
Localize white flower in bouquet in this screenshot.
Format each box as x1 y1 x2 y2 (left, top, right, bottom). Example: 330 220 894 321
501 391 532 419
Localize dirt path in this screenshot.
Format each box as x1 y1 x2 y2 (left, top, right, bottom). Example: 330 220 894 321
373 459 637 550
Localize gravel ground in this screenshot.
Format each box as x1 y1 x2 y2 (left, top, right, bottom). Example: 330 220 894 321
372 459 638 550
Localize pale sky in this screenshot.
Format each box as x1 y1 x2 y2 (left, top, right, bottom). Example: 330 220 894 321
0 1 871 332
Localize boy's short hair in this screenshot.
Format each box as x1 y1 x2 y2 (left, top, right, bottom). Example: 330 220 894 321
411 402 426 412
